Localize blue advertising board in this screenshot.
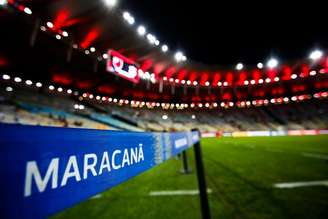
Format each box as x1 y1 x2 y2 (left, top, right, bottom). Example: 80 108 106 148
0 124 199 219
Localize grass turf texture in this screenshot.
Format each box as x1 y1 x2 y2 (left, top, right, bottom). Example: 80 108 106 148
52 135 328 219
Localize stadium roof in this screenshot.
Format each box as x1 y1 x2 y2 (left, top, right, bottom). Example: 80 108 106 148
1 0 328 105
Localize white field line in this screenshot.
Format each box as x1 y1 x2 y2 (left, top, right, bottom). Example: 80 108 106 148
274 180 328 189
301 153 328 160
90 194 102 199
149 189 212 196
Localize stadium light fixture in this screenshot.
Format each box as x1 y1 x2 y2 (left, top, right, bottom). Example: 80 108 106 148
49 85 55 90
309 70 316 76
14 77 22 83
62 31 68 37
103 0 117 7
90 47 96 52
57 87 63 92
102 53 109 59
162 114 168 120
25 80 32 85
274 77 280 82
2 74 10 80
309 49 323 61
187 80 191 85
5 86 13 92
0 0 7 6
46 22 54 28
24 7 32 15
205 81 210 86
258 79 264 84
267 58 278 68
162 45 168 52
257 62 263 69
291 74 297 79
137 25 146 36
67 89 72 94
182 55 187 62
236 63 243 70
55 34 61 40
36 82 42 88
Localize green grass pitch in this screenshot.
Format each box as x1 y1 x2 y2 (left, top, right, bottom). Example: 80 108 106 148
52 135 328 219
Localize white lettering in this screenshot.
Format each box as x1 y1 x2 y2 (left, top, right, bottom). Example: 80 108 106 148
112 150 121 170
61 156 81 186
122 149 130 168
83 154 98 179
99 151 111 175
24 158 59 197
138 145 144 162
130 147 138 165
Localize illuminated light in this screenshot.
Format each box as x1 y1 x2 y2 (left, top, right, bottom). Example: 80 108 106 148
250 80 256 85
57 87 63 92
217 82 222 86
36 82 42 88
67 89 72 94
291 74 297 79
82 93 87 98
270 99 275 104
103 0 117 7
181 80 186 84
40 26 46 31
155 40 160 46
291 96 297 101
102 97 107 101
113 98 118 103
169 78 174 82
175 51 184 62
193 81 198 86
25 80 32 85
264 99 269 104
97 56 102 61
46 22 54 28
274 76 280 82
223 81 228 86
163 76 167 81
191 115 196 119
62 31 68 37
89 94 94 99
246 101 251 106
299 95 304 101
309 70 317 76
137 25 146 36
5 86 13 92
0 0 7 6
2 74 10 80
24 7 32 15
220 102 225 107
156 103 160 107
205 81 210 86
175 79 179 83
73 91 79 96
55 34 61 40
85 50 90 55
205 103 210 108
119 99 124 104
162 114 168 120
108 98 113 102
198 103 203 108
283 97 289 102
96 96 101 100
244 80 249 85
78 105 85 110
123 11 130 20
182 55 187 62
73 44 78 49
190 103 195 108
49 85 55 90
258 79 264 84
229 102 234 107
257 62 264 69
102 53 108 59
265 78 271 83
252 100 257 105
309 49 323 61
236 63 243 70
162 45 168 52
267 58 278 68
74 104 79 109
213 103 218 107
14 77 22 83
90 47 96 52
187 80 191 85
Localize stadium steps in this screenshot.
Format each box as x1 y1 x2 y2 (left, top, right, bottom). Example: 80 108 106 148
262 108 286 125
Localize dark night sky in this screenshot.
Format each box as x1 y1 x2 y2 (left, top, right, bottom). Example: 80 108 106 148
121 0 328 67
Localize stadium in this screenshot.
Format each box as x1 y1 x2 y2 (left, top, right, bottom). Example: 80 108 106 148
0 0 327 218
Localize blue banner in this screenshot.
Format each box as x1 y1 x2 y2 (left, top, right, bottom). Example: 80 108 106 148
0 124 200 219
